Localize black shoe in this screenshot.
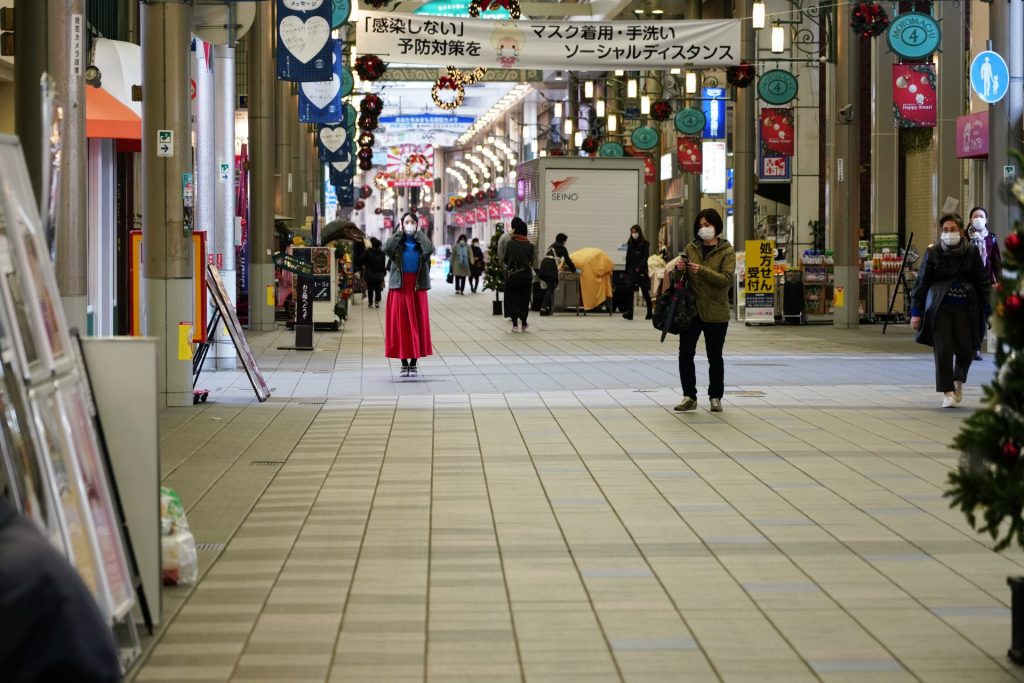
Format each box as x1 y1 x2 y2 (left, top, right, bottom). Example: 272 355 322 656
622 312 633 320
974 351 983 361
645 311 653 320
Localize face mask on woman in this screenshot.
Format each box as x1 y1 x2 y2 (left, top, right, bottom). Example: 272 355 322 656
941 232 961 247
972 216 987 231
630 231 639 240
697 226 716 241
403 223 416 235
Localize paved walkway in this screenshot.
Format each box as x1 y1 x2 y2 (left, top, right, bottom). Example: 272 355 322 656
132 283 1024 683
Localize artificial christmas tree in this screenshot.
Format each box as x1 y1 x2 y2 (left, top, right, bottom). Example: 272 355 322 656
483 229 505 315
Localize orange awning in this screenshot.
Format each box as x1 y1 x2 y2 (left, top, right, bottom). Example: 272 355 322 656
85 86 141 140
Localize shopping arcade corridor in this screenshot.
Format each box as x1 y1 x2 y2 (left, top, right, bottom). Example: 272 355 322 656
134 285 1024 682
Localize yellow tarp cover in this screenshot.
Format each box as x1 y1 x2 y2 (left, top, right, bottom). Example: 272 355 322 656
569 248 614 310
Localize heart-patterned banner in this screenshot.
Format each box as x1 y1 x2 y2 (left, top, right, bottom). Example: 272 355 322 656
299 41 345 124
330 161 355 189
336 183 355 208
319 125 353 162
277 0 333 82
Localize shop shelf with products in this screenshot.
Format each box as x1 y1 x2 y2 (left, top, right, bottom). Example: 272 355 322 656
801 250 834 317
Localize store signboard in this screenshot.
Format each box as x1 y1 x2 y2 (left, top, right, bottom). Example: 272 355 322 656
500 199 515 217
744 239 776 323
956 111 989 158
701 141 727 194
701 87 727 140
356 11 740 71
385 144 434 187
893 63 936 128
475 206 488 222
488 203 501 218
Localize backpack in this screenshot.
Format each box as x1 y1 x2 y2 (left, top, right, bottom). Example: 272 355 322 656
506 257 533 285
651 274 698 336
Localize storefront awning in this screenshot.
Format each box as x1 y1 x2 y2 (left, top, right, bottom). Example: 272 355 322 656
86 85 141 140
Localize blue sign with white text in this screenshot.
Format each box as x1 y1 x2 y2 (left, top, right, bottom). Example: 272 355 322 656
702 87 726 140
971 50 1009 105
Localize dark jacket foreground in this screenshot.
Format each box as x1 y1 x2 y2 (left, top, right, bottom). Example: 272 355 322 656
0 499 121 683
910 242 990 348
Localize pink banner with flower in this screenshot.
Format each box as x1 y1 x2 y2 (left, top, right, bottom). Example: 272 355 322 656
488 203 501 219
956 111 989 158
893 64 936 128
500 199 515 217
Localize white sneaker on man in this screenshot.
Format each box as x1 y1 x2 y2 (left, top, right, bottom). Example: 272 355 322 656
954 380 964 404
942 392 958 408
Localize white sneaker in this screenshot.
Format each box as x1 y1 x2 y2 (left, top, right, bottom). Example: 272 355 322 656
511 325 519 333
942 392 958 408
954 380 963 403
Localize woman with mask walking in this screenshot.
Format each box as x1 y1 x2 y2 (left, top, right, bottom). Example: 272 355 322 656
967 206 1001 360
503 217 535 332
451 234 471 295
910 213 990 408
622 224 653 320
469 238 485 293
383 212 434 376
670 209 736 413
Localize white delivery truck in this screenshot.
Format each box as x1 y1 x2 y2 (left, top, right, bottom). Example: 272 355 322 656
515 157 647 267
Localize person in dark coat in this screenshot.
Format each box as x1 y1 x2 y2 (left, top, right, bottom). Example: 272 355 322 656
358 237 387 308
538 233 577 315
0 496 122 683
910 213 991 408
968 206 1001 359
469 238 485 293
503 217 535 332
622 224 653 320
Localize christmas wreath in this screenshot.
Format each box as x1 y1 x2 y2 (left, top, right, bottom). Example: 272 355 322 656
650 101 673 122
454 197 464 208
358 113 380 132
357 147 374 162
464 194 475 205
487 188 497 199
360 94 383 116
359 158 373 171
475 190 486 201
850 1 889 38
468 0 521 19
359 185 373 199
431 66 488 111
354 199 365 210
354 55 387 81
581 136 599 154
727 63 756 88
375 207 383 215
358 131 375 148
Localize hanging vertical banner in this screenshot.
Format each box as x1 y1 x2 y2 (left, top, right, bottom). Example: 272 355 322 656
956 111 989 159
318 124 351 162
758 144 790 182
677 137 702 173
488 203 501 219
475 206 488 223
299 41 345 124
337 184 355 207
277 0 333 82
759 108 794 156
892 63 937 128
500 199 515 217
701 87 727 140
744 239 776 323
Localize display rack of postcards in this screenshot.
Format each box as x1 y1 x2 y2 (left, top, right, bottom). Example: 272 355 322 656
0 135 140 670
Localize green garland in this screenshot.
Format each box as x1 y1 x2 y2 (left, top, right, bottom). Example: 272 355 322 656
901 127 933 155
483 230 505 294
946 150 1024 550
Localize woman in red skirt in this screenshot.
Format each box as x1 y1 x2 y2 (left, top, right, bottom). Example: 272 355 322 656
383 212 434 376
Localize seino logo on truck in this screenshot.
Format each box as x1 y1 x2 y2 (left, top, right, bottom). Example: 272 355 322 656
550 177 579 201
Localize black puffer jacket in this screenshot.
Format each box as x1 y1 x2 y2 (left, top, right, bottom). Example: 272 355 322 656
910 241 990 347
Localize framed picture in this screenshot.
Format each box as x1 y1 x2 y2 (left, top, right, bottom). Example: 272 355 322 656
57 379 135 619
30 383 113 618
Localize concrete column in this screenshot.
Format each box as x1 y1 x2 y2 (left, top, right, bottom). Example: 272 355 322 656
15 0 87 330
871 37 899 233
291 94 306 229
275 80 293 219
830 0 860 328
733 0 756 252
246 0 276 331
214 43 237 368
934 2 965 216
987 0 1024 231
194 41 216 238
141 0 194 406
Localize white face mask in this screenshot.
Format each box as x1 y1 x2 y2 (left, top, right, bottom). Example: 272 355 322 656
941 232 961 247
403 223 416 235
697 226 716 241
972 216 987 230
630 232 639 239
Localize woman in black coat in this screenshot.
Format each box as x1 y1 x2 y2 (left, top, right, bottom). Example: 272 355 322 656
622 224 652 320
910 213 991 408
503 217 535 332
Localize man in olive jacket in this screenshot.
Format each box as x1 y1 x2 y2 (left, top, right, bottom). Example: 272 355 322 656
666 209 736 413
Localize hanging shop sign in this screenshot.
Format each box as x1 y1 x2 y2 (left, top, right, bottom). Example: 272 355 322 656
318 124 352 161
744 239 776 323
759 108 794 156
599 141 624 157
384 144 434 187
379 113 475 129
757 69 798 106
892 63 936 128
758 144 790 182
886 11 941 61
299 42 345 124
970 50 1009 105
630 126 660 151
475 206 488 222
277 0 333 82
488 203 501 219
674 108 705 135
956 111 989 159
701 87 727 140
355 11 740 71
337 184 355 207
500 199 515 217
677 137 702 174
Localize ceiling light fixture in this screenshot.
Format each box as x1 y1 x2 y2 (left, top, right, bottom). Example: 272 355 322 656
584 80 593 98
627 79 638 98
752 0 766 29
640 95 651 115
595 99 605 117
685 71 698 95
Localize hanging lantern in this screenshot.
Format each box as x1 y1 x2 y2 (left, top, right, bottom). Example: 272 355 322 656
359 185 373 199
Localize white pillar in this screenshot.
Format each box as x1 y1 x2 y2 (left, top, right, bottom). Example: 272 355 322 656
214 43 238 369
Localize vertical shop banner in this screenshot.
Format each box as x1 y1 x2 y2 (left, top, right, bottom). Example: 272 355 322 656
892 63 937 128
385 144 434 187
956 111 989 158
488 203 501 219
475 206 488 223
744 239 776 322
454 213 465 226
318 124 351 162
337 184 354 207
299 41 348 124
759 108 794 156
356 11 740 71
701 87 727 139
500 199 515 217
277 0 333 82
677 137 702 173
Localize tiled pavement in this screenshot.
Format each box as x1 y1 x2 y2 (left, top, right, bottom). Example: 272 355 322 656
132 283 1024 682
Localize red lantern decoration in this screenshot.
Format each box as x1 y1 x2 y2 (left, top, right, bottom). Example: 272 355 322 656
360 185 373 199
727 63 756 88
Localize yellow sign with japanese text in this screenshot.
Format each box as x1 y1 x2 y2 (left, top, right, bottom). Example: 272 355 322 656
744 240 776 323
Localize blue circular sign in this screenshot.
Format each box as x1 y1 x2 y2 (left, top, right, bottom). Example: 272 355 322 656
886 12 941 60
971 50 1009 105
599 142 624 157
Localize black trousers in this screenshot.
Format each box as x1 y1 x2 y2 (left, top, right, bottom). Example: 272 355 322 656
932 305 975 392
454 275 466 292
505 281 531 325
628 284 653 315
470 275 480 292
541 281 558 312
366 282 383 306
678 316 729 400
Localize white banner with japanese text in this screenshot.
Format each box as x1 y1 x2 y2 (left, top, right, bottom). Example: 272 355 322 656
356 12 740 71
